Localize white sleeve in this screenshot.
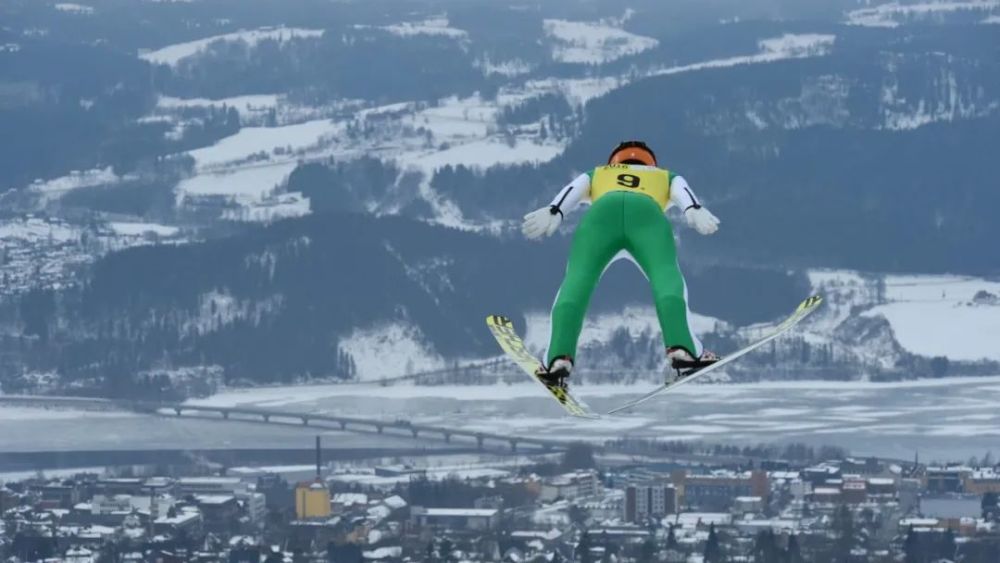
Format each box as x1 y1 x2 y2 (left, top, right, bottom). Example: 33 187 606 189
668 175 702 211
548 173 591 215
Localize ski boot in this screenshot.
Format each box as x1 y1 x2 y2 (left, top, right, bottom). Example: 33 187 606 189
535 355 573 388
665 346 719 384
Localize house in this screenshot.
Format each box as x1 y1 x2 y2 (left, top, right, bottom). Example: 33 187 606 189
540 471 600 502
624 484 677 522
410 507 498 530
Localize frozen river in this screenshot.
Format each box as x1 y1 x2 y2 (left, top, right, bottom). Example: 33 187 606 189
3 376 999 463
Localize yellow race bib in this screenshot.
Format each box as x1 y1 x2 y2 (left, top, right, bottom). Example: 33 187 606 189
590 164 671 210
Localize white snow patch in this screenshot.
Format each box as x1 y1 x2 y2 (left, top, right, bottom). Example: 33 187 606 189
175 161 297 205
139 27 325 67
27 167 122 201
363 547 402 560
523 76 626 107
984 14 1000 22
806 270 1000 363
808 269 868 287
759 34 837 57
650 34 835 79
380 17 467 39
863 275 1000 362
402 95 496 139
863 300 1000 361
182 290 284 337
847 0 1000 27
475 57 534 77
0 217 80 243
338 323 445 381
54 3 94 14
108 222 180 237
399 139 564 175
883 274 1000 302
187 119 343 170
543 18 658 64
384 495 407 509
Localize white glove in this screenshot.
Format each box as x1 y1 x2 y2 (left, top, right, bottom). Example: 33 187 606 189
685 206 720 235
522 206 562 240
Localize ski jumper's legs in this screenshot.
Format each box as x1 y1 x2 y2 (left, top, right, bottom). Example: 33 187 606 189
623 193 702 356
547 194 626 364
547 192 701 365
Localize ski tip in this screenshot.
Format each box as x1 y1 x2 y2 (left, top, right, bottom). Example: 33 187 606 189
798 294 823 311
486 315 512 326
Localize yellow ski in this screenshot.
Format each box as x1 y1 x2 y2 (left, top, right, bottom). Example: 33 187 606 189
486 315 599 419
606 295 824 415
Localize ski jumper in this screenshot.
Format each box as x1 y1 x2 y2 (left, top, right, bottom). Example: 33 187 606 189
546 164 704 365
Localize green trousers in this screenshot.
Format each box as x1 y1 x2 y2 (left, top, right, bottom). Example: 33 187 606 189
547 191 700 364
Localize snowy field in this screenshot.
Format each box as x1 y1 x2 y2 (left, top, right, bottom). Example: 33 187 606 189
142 27 840 226
542 18 658 64
139 27 324 66
846 0 1000 27
187 119 344 170
377 17 468 39
175 161 298 205
27 167 123 203
864 275 1000 361
650 34 835 79
0 217 81 243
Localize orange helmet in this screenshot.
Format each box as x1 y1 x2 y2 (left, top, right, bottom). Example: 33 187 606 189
608 140 657 166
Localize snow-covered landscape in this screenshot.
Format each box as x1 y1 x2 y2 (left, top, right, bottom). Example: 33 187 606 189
864 276 1000 362
138 26 325 67
2 0 999 470
322 267 1000 383
126 29 845 228
846 0 1000 27
542 17 658 64
3 2 1000 561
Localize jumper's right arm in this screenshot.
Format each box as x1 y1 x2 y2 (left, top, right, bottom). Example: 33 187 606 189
547 173 591 217
523 172 591 240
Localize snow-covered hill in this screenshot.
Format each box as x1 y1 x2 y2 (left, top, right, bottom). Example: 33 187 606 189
122 30 842 229
326 268 999 384
864 275 1000 362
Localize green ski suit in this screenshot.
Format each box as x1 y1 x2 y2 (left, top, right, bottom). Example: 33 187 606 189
544 164 704 365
